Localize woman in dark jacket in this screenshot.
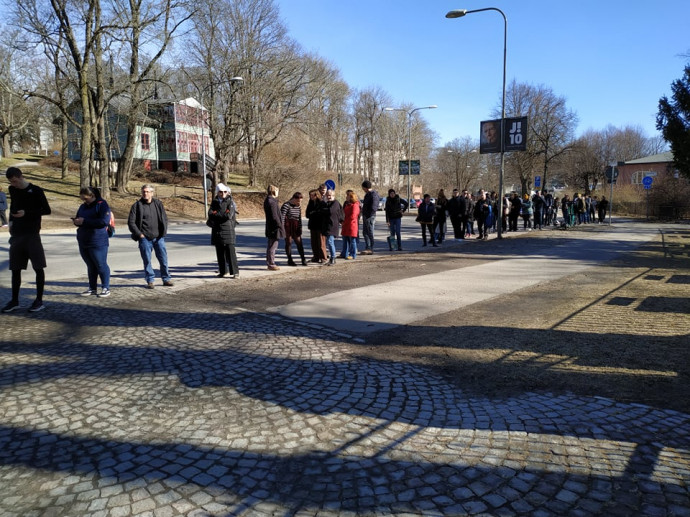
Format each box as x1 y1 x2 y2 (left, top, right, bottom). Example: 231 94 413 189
73 186 111 297
432 189 447 244
306 189 327 263
208 183 239 278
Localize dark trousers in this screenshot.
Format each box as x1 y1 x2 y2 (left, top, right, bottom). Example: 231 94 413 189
421 223 436 245
450 215 463 238
215 243 239 275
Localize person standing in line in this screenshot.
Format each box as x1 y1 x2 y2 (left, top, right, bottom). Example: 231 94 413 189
306 189 327 263
2 167 51 313
73 186 111 297
127 184 173 288
447 188 463 241
263 184 284 271
321 189 342 266
385 189 404 251
474 189 491 241
0 185 8 227
417 194 437 247
360 180 379 255
208 183 239 278
464 191 475 237
508 192 521 232
532 190 545 230
433 189 448 244
341 190 360 260
281 192 307 267
521 193 533 230
598 196 609 223
590 195 598 223
501 193 511 233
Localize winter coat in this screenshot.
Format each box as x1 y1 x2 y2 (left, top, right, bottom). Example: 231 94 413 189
208 196 237 245
306 198 322 231
76 198 110 248
264 195 285 240
321 200 343 237
128 198 168 240
361 190 380 219
385 195 403 222
417 201 435 224
341 201 360 237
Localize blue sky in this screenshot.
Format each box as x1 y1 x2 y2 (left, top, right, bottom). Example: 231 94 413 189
275 0 689 146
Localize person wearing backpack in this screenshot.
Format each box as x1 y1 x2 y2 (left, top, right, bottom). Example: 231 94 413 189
72 187 111 298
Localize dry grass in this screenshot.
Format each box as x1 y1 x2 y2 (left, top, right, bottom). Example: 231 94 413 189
0 156 267 230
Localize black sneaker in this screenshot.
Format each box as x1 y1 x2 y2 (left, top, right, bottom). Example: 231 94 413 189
28 300 45 313
1 301 20 313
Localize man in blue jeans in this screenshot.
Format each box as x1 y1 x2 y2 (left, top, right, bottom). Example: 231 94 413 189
360 180 380 255
127 184 173 289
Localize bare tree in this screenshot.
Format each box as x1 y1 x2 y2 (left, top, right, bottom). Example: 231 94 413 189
502 80 578 193
435 137 481 191
352 86 390 182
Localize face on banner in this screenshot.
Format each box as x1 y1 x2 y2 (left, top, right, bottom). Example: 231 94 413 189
480 120 501 154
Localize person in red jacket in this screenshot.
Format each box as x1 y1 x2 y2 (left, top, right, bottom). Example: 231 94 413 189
341 190 360 260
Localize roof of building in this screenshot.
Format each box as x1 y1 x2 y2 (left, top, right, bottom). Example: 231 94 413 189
623 151 673 165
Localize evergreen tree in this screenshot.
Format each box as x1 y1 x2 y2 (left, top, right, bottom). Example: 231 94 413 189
657 65 690 180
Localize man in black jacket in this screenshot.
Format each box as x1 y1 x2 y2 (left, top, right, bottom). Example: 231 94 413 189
2 167 51 313
128 184 173 288
360 180 380 255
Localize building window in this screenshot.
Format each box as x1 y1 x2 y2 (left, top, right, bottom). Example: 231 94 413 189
631 170 651 185
141 133 150 151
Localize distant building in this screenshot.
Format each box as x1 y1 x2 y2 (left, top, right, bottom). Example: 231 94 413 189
68 97 215 174
616 151 679 185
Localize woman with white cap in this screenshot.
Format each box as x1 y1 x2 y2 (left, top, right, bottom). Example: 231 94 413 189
207 183 239 278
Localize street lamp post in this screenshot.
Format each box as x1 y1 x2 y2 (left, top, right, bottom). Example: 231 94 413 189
446 7 507 239
199 77 243 218
384 105 437 205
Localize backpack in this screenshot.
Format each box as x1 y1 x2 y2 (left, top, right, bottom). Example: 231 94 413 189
107 211 115 237
97 200 115 237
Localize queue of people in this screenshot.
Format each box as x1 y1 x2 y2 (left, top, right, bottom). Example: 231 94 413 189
3 165 611 311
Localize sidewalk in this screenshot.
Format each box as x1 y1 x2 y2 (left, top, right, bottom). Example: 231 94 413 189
0 220 688 516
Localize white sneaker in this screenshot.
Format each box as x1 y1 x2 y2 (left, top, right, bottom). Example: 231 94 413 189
97 288 111 298
80 289 96 297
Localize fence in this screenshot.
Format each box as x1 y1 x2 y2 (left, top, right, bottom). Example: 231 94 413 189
616 201 690 221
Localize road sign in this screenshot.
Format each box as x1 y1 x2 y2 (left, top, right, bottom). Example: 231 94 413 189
534 175 541 188
399 160 420 176
325 179 336 190
642 176 653 188
604 166 619 180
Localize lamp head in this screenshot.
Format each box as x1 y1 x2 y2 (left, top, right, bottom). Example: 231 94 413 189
446 9 468 18
230 76 244 83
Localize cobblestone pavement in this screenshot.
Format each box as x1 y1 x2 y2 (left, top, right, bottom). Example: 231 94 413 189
0 227 689 516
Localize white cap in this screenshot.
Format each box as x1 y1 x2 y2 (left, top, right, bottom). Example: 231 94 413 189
216 183 230 194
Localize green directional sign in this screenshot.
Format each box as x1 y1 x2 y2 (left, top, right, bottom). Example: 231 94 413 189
399 160 420 175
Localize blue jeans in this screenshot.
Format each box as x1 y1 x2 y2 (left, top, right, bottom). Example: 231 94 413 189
138 237 171 283
362 215 376 251
343 236 357 258
79 245 110 290
388 218 402 249
326 235 337 262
